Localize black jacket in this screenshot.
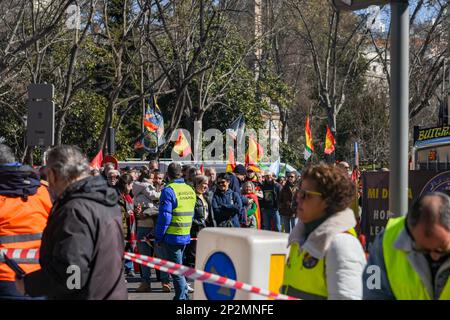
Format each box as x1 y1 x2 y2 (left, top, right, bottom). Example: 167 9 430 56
24 176 128 300
191 193 215 236
260 181 282 209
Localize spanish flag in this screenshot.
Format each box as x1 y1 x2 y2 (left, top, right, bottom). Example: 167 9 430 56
304 116 314 160
324 125 336 155
245 136 264 166
226 147 236 173
173 129 192 157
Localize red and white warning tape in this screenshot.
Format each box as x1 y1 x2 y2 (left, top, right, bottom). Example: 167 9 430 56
125 238 198 244
124 252 298 301
1 249 296 300
0 249 40 263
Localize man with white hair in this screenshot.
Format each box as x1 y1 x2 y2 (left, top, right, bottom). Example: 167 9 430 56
107 169 120 188
18 145 127 300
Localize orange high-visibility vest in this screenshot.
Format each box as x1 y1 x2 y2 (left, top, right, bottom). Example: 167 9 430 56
0 185 52 281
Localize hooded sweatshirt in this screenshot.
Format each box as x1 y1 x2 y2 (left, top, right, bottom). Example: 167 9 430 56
24 176 128 300
132 181 160 212
0 164 41 198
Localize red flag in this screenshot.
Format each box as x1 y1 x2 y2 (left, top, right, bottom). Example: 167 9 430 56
351 168 360 183
200 164 204 174
128 212 139 272
90 150 103 170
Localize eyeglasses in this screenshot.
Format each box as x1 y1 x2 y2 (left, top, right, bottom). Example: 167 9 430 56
412 245 450 257
411 241 450 256
298 189 322 200
217 181 227 185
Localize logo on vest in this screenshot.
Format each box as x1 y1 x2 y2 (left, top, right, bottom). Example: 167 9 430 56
302 253 319 269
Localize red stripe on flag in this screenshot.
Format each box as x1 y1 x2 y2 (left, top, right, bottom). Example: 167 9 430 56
144 120 158 131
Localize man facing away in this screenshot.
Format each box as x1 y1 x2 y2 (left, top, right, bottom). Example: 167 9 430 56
19 145 127 300
155 163 196 300
0 144 52 300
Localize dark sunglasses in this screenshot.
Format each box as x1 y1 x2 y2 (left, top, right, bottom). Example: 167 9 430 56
217 180 227 185
298 189 322 200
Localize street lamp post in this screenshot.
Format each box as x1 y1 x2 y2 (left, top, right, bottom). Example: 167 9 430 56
389 1 409 217
332 0 410 217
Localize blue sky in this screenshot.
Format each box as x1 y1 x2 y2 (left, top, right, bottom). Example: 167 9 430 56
355 1 443 30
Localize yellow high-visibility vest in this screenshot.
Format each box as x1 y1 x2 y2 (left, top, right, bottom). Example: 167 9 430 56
281 228 357 300
382 216 450 300
165 182 196 236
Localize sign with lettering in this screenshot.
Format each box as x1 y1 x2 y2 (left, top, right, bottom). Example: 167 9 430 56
361 171 450 249
414 125 450 147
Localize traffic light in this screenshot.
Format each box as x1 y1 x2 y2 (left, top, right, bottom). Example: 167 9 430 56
332 0 390 11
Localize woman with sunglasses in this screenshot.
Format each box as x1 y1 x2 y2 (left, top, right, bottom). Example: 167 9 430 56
281 163 366 299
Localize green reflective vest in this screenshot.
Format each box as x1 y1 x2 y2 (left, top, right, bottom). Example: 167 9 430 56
382 216 450 300
165 182 196 236
281 228 357 300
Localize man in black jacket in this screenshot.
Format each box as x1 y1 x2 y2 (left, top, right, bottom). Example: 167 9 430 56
18 145 127 300
260 171 282 232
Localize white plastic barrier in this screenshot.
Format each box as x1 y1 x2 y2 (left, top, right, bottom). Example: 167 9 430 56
193 228 289 300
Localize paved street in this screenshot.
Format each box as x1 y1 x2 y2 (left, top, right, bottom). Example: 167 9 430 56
126 270 195 300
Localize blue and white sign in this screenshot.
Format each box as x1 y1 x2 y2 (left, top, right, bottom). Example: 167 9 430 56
203 251 237 300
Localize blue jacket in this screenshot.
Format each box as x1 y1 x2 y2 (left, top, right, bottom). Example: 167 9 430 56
362 231 395 299
155 178 193 246
228 173 249 207
212 189 243 227
229 173 241 194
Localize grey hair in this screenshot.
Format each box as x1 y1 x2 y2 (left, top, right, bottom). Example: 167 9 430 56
107 170 120 177
193 175 208 189
242 181 255 193
204 167 216 174
45 145 90 182
0 144 16 164
408 192 450 232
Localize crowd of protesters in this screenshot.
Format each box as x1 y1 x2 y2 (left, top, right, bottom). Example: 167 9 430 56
2 142 450 301
97 160 300 295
